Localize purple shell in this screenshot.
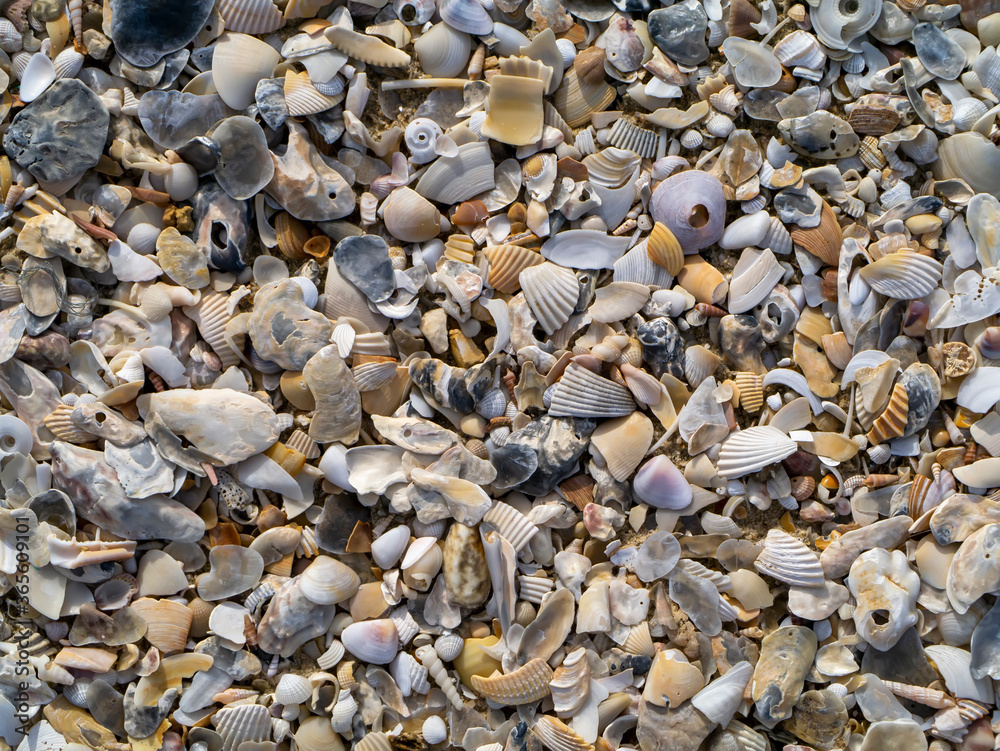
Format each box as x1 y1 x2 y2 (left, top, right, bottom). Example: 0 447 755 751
650 170 727 252
632 455 693 509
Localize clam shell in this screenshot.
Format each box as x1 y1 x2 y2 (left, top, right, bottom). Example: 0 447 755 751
717 426 797 479
614 243 674 287
553 68 616 128
733 372 763 413
274 673 312 705
341 619 399 664
439 0 494 34
434 632 465 662
217 0 284 34
643 650 705 707
728 248 783 315
481 75 546 147
212 32 281 110
213 702 272 751
484 245 544 294
858 249 943 299
471 657 554 704
413 22 472 78
130 598 192 654
283 70 343 116
519 262 579 336
548 362 636 418
754 529 825 587
299 556 361 605
588 282 650 322
382 186 445 243
415 142 495 204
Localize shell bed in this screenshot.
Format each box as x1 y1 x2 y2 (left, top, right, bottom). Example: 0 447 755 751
1 0 1000 750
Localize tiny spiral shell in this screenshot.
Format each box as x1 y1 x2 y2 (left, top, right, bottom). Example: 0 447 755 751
415 645 464 709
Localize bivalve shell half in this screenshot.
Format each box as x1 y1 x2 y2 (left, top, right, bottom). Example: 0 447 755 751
647 222 684 277
216 0 284 34
484 245 544 294
299 555 361 605
548 362 636 418
754 529 825 587
716 426 798 478
519 262 579 336
531 715 594 751
858 249 943 299
212 33 282 110
591 412 654 482
275 673 313 705
341 619 399 665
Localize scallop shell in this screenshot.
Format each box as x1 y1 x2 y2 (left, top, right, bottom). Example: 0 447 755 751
435 633 465 662
733 372 763 413
553 68 616 128
324 25 411 67
622 621 656 657
789 201 842 266
416 142 495 204
283 70 343 116
183 290 241 369
43 404 96 444
591 411 654 482
482 502 539 551
684 345 723 388
275 673 312 705
754 529 826 587
607 118 658 159
484 245 544 294
531 715 594 751
471 657 554 705
213 702 272 751
549 648 590 713
646 222 684 277
548 362 636 418
858 249 943 299
217 0 284 34
716 425 797 479
519 262 579 336
867 381 909 445
353 360 400 391
589 282 650 322
131 598 192 654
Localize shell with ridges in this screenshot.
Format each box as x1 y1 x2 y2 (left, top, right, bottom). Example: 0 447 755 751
548 362 636 418
471 657 554 704
717 426 798 478
519 262 579 336
549 647 590 713
484 245 544 294
754 529 826 587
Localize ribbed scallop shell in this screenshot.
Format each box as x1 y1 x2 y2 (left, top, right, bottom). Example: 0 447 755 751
709 84 742 116
353 360 399 391
483 502 539 551
646 222 684 276
53 48 83 79
275 673 313 705
519 574 555 603
131 598 192 653
213 703 272 751
733 372 763 413
622 621 656 657
550 648 590 713
285 429 320 460
575 126 597 155
684 345 723 387
284 70 343 116
217 0 283 34
484 245 544 294
583 147 642 189
613 243 673 288
444 234 475 263
607 118 658 159
43 404 95 444
316 639 345 670
519 262 579 336
716 425 797 478
754 529 825 587
138 284 173 322
761 216 793 255
183 290 240 368
472 657 554 705
553 68 616 129
867 381 908 445
548 362 636 418
434 632 464 662
858 249 943 299
356 732 393 751
531 715 594 751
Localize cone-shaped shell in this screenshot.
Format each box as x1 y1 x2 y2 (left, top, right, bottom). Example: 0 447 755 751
471 657 554 704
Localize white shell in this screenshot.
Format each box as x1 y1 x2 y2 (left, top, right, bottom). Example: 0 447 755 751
216 0 284 34
340 619 400 664
716 426 798 479
924 645 995 702
519 262 579 336
212 32 281 110
275 674 313 705
548 362 636 418
754 529 826 587
415 142 495 204
483 502 539 551
371 525 411 569
691 661 754 728
422 715 448 745
727 248 783 314
858 250 943 299
19 53 56 103
413 22 472 78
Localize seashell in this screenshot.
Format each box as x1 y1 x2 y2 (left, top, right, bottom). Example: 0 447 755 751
212 32 281 110
519 262 579 336
644 650 705 707
867 381 908 445
809 0 882 50
549 648 590 713
858 249 943 299
680 129 703 149
19 52 56 103
421 716 448 745
591 412 653 482
183 290 241 369
382 187 446 243
416 141 495 204
341 619 399 664
924 644 994 703
754 529 825 587
773 30 826 69
43 404 95 444
275 674 312 705
532 715 594 751
131 598 192 654
553 68 616 128
947 524 1000 614
213 702 271 751
728 248 783 315
548 362 636 418
435 632 465 662
677 255 729 305
217 0 283 34
472 657 554 704
484 245 543 294
607 118 658 159
481 74 545 147
413 22 472 78
324 25 410 67
283 70 342 117
692 662 754 728
717 426 797 479
299 555 361 605
646 222 684 277
52 48 83 79
734 371 763 413
589 282 650 322
934 132 1000 197
650 170 726 252
483 502 538 551
439 0 493 34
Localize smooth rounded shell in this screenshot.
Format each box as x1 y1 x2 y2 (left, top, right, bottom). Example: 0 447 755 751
649 171 727 251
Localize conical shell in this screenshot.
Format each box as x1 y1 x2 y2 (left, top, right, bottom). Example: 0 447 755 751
754 529 825 587
716 426 797 479
867 381 908 445
590 411 653 482
471 657 554 705
548 362 636 418
646 222 684 276
519 262 579 336
484 245 544 294
549 648 590 713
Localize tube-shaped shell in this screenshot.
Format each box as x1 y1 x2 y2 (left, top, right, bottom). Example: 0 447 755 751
471 657 554 704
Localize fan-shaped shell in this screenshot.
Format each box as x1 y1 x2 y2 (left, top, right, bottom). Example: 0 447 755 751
589 282 650 322
716 426 798 478
548 362 636 418
43 404 96 444
734 372 763 413
591 411 654 481
275 673 312 705
283 70 342 116
413 22 472 78
647 222 684 276
299 556 361 605
482 502 539 552
183 290 241 368
531 715 594 751
435 632 465 662
213 702 272 751
754 529 825 587
484 245 544 294
212 33 281 110
691 661 754 727
858 249 943 299
217 0 283 34
519 262 579 336
131 598 192 654
471 657 554 704
924 645 995 702
416 142 495 205
553 68 616 128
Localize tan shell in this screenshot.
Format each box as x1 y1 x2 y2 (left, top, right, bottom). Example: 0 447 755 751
734 372 763 413
789 201 842 266
531 715 595 751
471 657 554 704
677 255 729 305
131 598 192 653
867 381 909 445
646 222 684 276
43 403 96 443
484 245 544 294
324 25 410 66
590 411 654 481
643 650 706 707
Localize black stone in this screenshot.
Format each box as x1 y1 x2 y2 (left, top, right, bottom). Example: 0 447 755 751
3 79 109 183
334 235 396 303
255 78 288 131
490 443 539 490
647 0 709 66
109 0 215 68
638 317 684 380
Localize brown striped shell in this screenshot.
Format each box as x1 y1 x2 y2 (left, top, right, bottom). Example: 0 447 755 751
867 381 909 445
471 657 554 704
483 244 544 294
